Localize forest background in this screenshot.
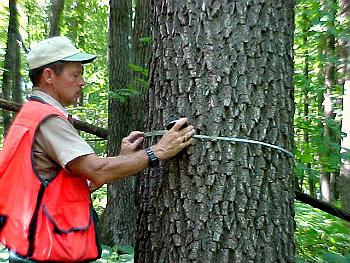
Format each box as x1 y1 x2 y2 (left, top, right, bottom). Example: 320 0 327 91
0 0 350 262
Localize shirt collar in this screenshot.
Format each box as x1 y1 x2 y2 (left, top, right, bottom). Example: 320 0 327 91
31 90 69 117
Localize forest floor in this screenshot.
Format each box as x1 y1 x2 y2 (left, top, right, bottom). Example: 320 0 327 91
1 202 350 263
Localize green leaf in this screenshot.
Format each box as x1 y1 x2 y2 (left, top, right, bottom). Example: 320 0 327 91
128 63 149 77
139 37 151 43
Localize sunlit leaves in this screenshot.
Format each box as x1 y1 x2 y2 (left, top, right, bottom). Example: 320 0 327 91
295 202 350 262
294 0 344 194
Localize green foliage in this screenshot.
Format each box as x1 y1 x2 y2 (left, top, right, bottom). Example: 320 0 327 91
295 202 350 262
108 85 141 103
0 243 134 262
0 245 8 262
95 245 134 263
138 37 151 44
294 0 346 194
92 184 107 216
128 63 148 77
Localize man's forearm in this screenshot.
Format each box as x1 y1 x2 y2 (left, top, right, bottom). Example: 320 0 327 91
97 150 150 184
66 150 150 188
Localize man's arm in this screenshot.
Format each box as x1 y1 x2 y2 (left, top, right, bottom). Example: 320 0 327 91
66 118 195 188
66 150 149 188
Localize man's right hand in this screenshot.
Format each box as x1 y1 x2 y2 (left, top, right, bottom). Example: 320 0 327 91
151 117 195 160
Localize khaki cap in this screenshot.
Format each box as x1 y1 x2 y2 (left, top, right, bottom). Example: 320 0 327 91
27 36 96 70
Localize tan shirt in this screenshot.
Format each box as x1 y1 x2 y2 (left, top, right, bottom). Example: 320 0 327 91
32 90 95 181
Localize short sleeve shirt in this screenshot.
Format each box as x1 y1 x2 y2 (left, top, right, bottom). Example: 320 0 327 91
31 90 95 181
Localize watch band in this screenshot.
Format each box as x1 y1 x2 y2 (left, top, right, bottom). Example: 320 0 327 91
145 147 160 168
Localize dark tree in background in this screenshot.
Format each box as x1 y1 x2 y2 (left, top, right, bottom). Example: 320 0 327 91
339 0 350 213
100 0 134 246
319 0 339 203
136 1 295 262
1 0 21 136
49 0 65 37
101 0 151 246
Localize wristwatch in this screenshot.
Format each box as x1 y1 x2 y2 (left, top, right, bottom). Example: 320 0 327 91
145 147 160 168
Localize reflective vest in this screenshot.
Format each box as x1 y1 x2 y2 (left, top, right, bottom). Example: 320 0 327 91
0 100 100 262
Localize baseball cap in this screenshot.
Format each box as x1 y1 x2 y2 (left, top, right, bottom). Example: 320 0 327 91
27 36 96 70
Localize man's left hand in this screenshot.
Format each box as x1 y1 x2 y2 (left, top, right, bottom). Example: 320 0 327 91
120 131 145 155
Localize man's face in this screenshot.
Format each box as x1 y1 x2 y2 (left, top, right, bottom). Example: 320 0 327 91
51 62 85 106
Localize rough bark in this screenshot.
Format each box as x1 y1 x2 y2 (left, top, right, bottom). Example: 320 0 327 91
129 0 151 225
100 0 134 246
49 0 65 37
136 1 295 262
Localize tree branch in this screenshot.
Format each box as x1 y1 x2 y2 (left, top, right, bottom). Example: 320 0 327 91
295 191 350 222
0 98 108 139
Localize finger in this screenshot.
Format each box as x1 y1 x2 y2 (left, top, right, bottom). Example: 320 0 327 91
171 117 188 131
180 126 196 137
188 127 196 137
182 137 194 147
126 131 145 142
129 136 144 148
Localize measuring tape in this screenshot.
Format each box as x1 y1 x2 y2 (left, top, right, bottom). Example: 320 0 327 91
145 130 294 158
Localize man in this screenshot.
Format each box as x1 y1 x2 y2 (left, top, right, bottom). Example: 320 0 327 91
0 36 195 262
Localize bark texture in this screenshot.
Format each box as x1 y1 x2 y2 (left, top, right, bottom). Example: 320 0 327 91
49 0 65 37
136 1 295 262
100 0 135 246
319 0 338 203
102 0 151 246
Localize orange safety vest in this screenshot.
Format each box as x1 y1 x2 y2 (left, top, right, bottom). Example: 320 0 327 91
0 99 100 262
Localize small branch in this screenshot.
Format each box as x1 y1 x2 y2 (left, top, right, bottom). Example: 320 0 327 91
0 98 20 112
295 191 350 222
70 118 107 140
0 98 108 139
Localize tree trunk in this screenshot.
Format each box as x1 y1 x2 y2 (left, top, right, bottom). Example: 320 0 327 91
319 0 339 203
1 0 21 135
302 9 316 197
339 0 350 213
340 81 350 212
136 1 295 262
100 0 134 246
49 0 65 37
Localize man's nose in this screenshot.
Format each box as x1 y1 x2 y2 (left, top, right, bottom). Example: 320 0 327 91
80 77 86 87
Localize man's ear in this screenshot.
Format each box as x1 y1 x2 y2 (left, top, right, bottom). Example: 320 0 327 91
42 68 54 84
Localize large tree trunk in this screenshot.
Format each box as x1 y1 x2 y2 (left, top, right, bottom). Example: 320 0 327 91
136 1 295 262
100 0 134 246
339 0 350 213
1 0 21 135
49 0 65 37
